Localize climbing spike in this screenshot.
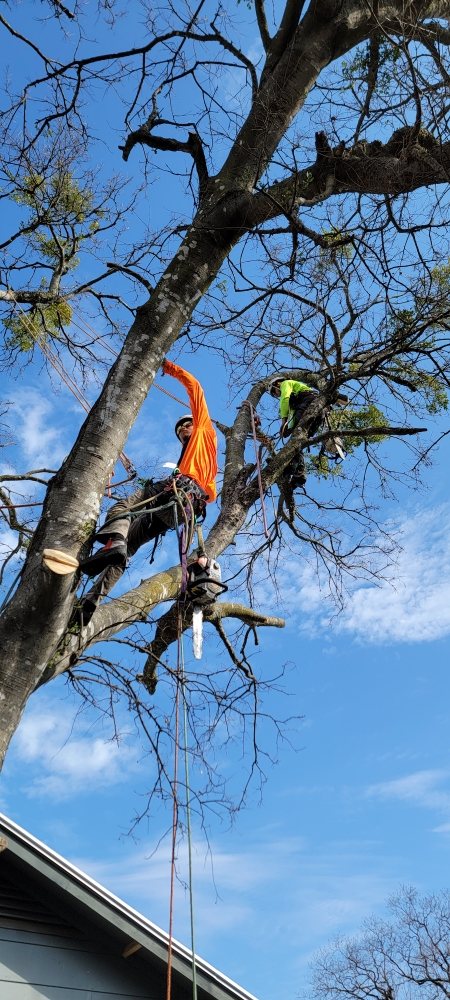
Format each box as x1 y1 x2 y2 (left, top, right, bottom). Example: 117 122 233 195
42 549 79 575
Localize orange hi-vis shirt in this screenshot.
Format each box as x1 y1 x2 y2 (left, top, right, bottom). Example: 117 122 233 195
162 360 217 502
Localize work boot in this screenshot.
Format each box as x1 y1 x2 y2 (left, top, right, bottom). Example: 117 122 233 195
80 538 127 577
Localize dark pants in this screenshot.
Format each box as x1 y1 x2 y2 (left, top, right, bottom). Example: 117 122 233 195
282 391 318 437
84 477 176 606
282 391 318 481
83 476 206 609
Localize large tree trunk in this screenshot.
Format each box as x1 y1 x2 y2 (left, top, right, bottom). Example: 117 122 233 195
1 0 449 766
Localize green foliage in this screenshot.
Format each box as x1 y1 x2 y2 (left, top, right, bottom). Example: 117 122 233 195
388 360 448 414
4 300 72 351
308 405 389 478
13 168 95 224
10 167 100 279
33 234 80 271
320 228 354 262
329 404 388 450
309 453 342 478
429 259 450 290
3 166 102 349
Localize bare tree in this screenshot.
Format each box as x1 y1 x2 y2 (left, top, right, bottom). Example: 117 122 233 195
1 1 450 815
307 887 450 1000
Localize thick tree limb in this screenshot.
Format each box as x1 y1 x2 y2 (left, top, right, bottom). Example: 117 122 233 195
0 289 65 304
308 425 427 446
141 599 285 693
247 131 450 229
261 0 306 82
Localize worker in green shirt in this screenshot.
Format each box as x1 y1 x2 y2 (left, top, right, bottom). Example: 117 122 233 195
269 376 349 488
269 375 318 488
269 377 317 435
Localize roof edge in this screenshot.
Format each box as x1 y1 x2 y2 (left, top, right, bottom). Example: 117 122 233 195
0 812 258 1000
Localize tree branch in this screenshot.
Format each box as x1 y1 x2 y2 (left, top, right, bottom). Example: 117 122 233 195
119 128 209 198
140 599 285 693
255 0 271 52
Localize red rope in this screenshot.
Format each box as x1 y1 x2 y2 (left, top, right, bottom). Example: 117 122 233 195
166 611 182 1000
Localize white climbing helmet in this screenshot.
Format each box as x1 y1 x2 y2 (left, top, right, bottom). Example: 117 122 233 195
175 413 193 439
269 376 285 397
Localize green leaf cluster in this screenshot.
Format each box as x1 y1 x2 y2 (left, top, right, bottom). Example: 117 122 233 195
13 168 95 224
3 167 103 349
308 404 390 479
4 300 72 351
10 168 101 280
328 403 388 449
342 40 401 95
309 453 343 478
320 228 353 261
387 360 448 414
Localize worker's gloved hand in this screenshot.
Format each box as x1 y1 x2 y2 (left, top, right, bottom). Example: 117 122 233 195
253 413 261 428
161 357 168 374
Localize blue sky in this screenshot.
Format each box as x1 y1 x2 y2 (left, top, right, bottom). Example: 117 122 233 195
2 4 450 1000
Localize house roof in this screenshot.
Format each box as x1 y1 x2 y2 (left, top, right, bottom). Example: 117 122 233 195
0 813 258 1000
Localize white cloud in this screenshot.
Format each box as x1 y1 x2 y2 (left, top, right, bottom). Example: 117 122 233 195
74 832 399 972
0 526 21 558
10 701 139 800
366 769 450 825
288 504 450 645
9 388 68 468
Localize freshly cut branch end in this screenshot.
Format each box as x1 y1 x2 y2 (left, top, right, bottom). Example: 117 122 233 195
42 549 79 575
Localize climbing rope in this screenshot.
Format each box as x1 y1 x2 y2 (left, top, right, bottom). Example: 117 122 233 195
165 503 199 1000
166 627 181 1000
180 616 198 1000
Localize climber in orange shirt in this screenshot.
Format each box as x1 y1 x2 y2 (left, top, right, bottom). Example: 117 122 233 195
76 360 217 623
163 358 217 502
